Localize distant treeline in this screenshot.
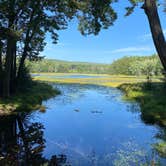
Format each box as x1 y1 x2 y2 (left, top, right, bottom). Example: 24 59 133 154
109 55 163 76
27 55 163 75
27 60 110 74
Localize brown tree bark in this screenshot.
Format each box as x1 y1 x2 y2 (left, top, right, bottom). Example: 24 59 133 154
142 0 166 71
2 0 17 97
0 41 3 96
17 8 36 80
10 41 17 94
3 38 14 97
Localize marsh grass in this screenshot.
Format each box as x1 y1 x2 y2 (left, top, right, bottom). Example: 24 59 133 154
0 81 60 114
33 73 162 87
119 82 166 158
119 82 166 127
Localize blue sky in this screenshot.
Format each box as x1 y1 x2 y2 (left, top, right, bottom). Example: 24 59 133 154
42 2 166 64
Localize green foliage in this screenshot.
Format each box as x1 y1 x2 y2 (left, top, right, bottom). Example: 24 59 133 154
0 0 118 97
119 83 166 127
154 142 166 158
27 55 163 75
76 0 117 35
26 59 110 74
119 82 166 158
0 81 60 113
109 55 163 76
16 67 32 92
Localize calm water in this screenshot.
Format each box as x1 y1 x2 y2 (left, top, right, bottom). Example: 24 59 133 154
0 83 165 165
31 73 105 79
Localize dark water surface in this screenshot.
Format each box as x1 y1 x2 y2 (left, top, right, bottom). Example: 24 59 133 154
0 84 165 165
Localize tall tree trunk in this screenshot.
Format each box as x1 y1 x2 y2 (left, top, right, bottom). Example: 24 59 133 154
0 41 3 96
3 38 14 97
2 0 16 97
10 41 17 94
142 0 166 71
17 50 27 80
17 7 38 81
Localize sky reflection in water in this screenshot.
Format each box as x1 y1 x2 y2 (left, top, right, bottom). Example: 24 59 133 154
31 84 161 165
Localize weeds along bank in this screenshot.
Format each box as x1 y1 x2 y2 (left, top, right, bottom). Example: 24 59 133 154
119 83 166 127
119 82 166 158
0 81 60 115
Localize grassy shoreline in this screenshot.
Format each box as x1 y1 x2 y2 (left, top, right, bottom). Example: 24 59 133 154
119 83 166 127
0 81 60 115
33 73 162 87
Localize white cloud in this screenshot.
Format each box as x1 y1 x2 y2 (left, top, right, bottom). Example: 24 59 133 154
57 42 71 47
109 46 153 54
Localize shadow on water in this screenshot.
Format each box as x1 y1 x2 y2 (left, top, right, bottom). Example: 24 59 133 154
0 111 165 165
0 83 166 165
0 113 70 166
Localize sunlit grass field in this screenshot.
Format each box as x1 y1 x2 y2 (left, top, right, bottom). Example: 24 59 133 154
33 73 162 87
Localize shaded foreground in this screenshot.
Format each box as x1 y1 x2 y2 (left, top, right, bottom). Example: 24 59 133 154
0 114 69 165
0 81 60 114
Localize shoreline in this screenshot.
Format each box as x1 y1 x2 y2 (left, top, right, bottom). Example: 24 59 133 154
0 81 60 115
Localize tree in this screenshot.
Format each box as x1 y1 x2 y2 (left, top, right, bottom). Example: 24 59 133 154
0 0 76 97
74 0 166 71
125 0 166 71
0 0 118 97
129 58 159 81
1 0 166 98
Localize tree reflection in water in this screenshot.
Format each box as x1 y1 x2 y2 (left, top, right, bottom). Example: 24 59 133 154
127 103 166 159
0 113 70 166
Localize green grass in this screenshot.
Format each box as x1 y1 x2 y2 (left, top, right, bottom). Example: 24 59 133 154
33 73 162 87
119 82 166 157
0 81 60 114
154 142 166 158
119 82 166 127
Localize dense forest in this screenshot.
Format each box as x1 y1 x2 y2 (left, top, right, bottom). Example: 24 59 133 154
27 59 110 74
27 55 163 76
109 55 163 76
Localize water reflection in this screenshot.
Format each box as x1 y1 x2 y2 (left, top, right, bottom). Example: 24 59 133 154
0 114 70 166
0 84 166 165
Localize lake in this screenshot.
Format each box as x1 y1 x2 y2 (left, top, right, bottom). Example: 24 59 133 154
31 73 105 79
0 83 165 165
